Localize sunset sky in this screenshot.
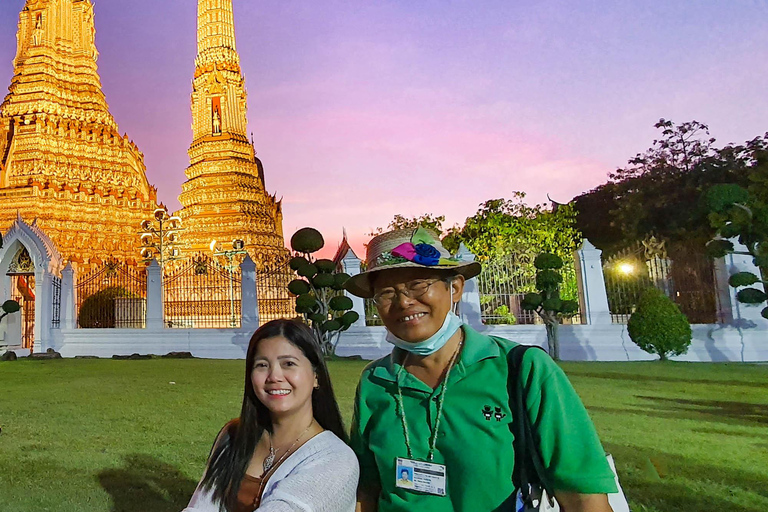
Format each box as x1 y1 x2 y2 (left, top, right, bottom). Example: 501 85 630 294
1 0 767 257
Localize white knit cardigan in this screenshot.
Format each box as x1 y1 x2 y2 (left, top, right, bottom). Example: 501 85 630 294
182 431 359 512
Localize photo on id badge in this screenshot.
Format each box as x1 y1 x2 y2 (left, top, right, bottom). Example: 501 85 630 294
396 465 414 488
395 458 447 496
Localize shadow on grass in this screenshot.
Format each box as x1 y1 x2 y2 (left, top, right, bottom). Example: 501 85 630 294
691 427 768 439
97 454 197 512
589 396 768 429
607 444 768 512
565 368 768 389
637 396 768 426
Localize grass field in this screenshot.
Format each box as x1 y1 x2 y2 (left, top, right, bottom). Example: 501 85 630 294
0 358 766 512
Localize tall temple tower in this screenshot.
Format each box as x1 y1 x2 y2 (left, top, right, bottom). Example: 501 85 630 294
179 0 287 265
0 0 158 265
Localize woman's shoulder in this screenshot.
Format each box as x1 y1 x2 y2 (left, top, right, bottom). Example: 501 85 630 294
207 418 240 453
306 431 358 462
285 431 359 477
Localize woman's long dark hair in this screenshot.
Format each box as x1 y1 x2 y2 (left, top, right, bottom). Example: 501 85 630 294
200 319 347 511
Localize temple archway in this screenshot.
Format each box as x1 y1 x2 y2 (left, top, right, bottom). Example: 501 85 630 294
0 216 64 353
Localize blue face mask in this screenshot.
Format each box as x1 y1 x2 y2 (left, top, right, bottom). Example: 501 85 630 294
385 282 464 355
386 310 463 355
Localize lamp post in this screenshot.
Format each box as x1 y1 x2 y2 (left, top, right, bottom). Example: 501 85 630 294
139 208 185 272
211 239 247 327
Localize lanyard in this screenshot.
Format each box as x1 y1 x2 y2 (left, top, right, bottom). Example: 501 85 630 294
394 338 463 461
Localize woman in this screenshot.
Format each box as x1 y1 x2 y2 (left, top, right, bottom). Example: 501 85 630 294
183 319 359 512
346 227 617 512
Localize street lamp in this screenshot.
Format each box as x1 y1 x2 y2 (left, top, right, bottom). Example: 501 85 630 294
140 208 185 272
211 239 248 327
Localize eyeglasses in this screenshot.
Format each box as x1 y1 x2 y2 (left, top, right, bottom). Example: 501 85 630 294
372 279 444 307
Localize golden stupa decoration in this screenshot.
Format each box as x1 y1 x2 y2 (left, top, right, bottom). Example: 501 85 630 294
179 0 288 269
0 0 158 266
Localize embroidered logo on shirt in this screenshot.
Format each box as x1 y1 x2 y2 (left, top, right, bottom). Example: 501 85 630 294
482 405 507 421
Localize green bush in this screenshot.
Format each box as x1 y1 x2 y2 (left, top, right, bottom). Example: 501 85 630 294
627 288 692 361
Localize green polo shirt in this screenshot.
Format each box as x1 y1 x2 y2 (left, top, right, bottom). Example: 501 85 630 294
350 325 617 512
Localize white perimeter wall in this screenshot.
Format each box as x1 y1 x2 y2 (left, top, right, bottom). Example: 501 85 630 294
36 322 765 362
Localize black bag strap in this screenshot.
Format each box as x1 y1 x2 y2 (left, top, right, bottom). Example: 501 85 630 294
510 344 556 502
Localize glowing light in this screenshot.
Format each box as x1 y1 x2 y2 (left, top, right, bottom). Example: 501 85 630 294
618 262 634 275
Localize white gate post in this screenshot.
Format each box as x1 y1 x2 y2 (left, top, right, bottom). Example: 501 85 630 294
146 259 163 330
34 267 53 352
340 251 366 326
61 263 76 330
241 255 259 330
457 244 483 329
575 240 612 325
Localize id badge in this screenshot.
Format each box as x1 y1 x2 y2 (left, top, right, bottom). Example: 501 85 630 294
395 457 447 496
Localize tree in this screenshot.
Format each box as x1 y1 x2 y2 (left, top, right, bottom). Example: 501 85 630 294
368 214 446 238
520 253 579 361
627 288 692 360
574 119 754 254
449 192 582 262
704 184 768 319
288 228 360 355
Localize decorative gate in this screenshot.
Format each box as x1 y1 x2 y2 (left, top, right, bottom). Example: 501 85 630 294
602 238 718 324
163 256 241 328
255 255 295 325
9 275 35 349
7 246 36 348
477 252 582 325
51 275 61 328
76 261 147 328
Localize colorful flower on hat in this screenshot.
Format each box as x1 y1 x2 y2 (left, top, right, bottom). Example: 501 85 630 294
389 227 461 267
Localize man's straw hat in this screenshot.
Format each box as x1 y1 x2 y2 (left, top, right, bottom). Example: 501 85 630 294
344 227 481 298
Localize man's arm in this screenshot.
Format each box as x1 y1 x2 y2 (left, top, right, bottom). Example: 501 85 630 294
555 491 613 512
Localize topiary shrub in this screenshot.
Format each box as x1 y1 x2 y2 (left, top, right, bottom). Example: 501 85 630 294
627 288 692 361
1 299 21 325
705 184 768 319
520 252 579 361
288 227 358 355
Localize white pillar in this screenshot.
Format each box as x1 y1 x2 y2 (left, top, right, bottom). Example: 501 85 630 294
61 263 76 330
715 240 766 327
457 244 483 329
241 255 259 331
341 251 366 326
146 259 163 330
34 267 53 352
575 240 612 325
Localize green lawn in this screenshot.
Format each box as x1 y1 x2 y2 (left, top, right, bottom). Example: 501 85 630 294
0 359 766 512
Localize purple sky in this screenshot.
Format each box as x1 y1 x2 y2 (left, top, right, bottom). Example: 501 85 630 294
2 0 768 258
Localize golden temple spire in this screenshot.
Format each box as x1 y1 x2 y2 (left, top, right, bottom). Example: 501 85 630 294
197 0 237 54
179 1 288 263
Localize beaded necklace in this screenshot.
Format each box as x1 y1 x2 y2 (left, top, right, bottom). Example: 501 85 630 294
394 335 463 461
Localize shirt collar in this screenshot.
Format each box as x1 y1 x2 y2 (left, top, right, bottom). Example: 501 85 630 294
370 324 501 384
